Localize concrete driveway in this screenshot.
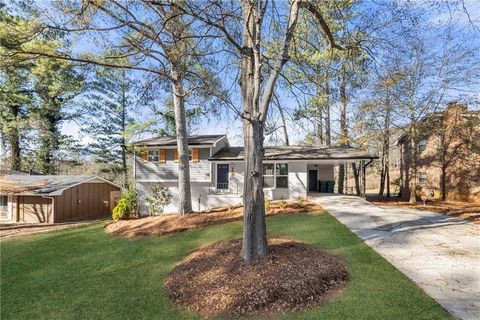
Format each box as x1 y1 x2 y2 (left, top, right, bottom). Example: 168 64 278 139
311 194 480 320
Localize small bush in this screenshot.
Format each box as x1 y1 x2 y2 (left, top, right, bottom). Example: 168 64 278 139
297 198 307 209
123 187 138 216
145 185 173 216
112 199 129 221
112 187 138 220
279 200 288 209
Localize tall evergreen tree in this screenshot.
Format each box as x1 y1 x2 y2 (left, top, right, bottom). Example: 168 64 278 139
31 56 83 174
0 8 33 170
82 69 135 187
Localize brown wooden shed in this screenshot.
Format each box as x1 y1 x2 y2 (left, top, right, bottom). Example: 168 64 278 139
1 175 121 223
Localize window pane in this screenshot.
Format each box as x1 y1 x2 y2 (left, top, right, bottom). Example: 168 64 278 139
276 163 288 176
263 176 274 188
148 150 159 161
0 196 7 208
263 164 274 175
276 176 288 188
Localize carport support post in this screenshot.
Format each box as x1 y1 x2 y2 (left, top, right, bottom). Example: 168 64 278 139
362 159 374 198
361 160 366 198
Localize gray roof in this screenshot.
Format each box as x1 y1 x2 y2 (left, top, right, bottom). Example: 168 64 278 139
209 146 377 161
133 134 225 146
0 175 119 195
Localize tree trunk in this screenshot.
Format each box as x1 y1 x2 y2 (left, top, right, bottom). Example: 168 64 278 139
7 107 21 170
378 161 386 196
324 66 331 146
408 124 418 204
171 68 193 214
338 165 345 194
352 163 361 196
316 85 323 146
441 165 447 201
337 61 348 194
384 92 391 197
241 119 268 262
121 73 129 188
275 99 290 146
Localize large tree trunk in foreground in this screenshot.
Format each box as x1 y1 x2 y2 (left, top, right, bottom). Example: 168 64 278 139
241 120 268 262
172 69 193 215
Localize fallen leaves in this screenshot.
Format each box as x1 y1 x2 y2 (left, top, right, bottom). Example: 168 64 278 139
164 238 348 317
370 198 480 224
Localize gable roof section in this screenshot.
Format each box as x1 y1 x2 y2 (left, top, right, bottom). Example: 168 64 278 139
209 146 377 161
0 175 121 196
133 134 226 146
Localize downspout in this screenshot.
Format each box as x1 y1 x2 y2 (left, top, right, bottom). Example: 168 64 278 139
42 195 55 223
362 159 374 198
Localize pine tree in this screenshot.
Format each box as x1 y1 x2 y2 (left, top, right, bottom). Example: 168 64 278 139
81 69 135 187
31 56 84 174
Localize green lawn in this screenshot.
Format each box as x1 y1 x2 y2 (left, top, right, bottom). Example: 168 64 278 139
1 211 452 320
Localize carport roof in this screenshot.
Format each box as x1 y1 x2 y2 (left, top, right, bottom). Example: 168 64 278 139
0 175 120 196
209 146 378 161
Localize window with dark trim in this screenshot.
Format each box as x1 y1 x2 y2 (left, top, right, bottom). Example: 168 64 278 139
148 150 159 162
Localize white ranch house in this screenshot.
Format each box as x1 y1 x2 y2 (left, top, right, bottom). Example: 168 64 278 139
134 135 376 214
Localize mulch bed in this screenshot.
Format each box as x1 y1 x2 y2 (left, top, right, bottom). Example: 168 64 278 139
165 238 348 317
106 200 323 238
369 197 480 224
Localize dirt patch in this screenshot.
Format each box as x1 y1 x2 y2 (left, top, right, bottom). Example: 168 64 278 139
0 220 103 240
106 200 323 238
369 197 480 224
165 238 348 317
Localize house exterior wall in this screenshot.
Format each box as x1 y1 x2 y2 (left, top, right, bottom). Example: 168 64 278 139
307 164 334 181
136 160 311 215
399 104 480 202
135 147 211 182
17 196 53 223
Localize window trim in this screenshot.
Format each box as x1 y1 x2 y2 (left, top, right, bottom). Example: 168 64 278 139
418 139 427 153
418 172 428 186
262 162 289 189
147 150 159 162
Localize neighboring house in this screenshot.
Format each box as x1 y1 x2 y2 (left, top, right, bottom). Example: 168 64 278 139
134 135 377 214
0 175 121 223
398 103 480 202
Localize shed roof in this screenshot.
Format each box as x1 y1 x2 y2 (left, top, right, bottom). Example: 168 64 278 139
133 134 225 146
0 175 120 196
209 146 377 161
